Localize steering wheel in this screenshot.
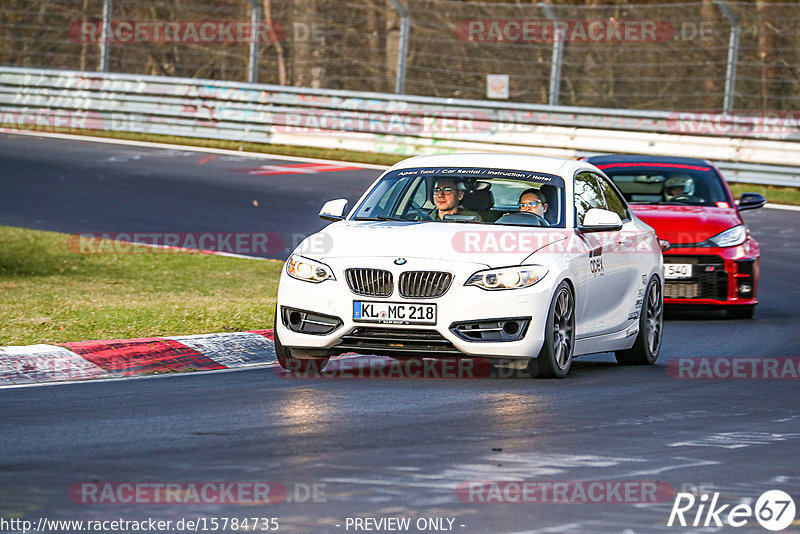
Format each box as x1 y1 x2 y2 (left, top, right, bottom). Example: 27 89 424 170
495 211 550 227
406 202 433 221
523 212 550 226
670 195 703 204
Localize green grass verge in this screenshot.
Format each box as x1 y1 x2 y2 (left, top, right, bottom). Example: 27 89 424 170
729 182 800 206
0 226 283 346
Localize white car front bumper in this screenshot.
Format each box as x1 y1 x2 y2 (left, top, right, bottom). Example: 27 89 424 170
275 257 558 361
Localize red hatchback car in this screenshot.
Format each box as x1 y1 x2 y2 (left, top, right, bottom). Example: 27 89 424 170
584 155 766 318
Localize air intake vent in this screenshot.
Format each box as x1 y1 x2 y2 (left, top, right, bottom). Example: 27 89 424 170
332 327 460 356
345 268 393 297
399 271 453 298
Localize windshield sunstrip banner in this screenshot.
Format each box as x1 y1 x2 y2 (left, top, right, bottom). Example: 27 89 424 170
391 167 565 188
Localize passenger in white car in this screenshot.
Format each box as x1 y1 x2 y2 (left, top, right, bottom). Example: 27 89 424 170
518 188 548 218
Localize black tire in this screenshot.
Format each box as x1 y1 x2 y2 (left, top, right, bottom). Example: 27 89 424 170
615 276 663 365
727 305 755 319
273 311 329 373
528 281 575 379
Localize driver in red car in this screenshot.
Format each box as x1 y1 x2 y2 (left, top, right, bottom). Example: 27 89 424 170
663 174 695 201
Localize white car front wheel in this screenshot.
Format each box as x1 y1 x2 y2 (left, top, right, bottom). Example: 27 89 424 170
615 276 663 365
273 310 330 373
528 281 575 379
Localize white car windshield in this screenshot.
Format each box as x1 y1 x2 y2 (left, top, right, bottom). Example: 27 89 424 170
351 167 566 228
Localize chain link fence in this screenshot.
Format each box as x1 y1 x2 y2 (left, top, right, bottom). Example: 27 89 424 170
2 0 799 112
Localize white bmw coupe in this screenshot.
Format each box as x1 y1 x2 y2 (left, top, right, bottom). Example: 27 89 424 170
274 154 663 378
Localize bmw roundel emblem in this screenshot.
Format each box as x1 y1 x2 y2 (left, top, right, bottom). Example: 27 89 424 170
394 258 407 265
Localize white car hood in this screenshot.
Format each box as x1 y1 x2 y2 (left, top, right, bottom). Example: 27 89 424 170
295 220 570 268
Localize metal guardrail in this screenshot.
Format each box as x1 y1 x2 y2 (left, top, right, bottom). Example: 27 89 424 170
1 66 799 187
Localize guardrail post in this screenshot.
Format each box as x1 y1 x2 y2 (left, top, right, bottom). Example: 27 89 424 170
539 3 563 106
99 0 112 72
245 0 262 83
715 0 740 113
388 0 410 94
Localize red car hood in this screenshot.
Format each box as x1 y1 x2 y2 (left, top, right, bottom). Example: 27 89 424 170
631 205 741 245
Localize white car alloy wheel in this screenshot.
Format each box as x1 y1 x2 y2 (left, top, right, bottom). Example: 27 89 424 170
615 276 663 365
529 281 575 378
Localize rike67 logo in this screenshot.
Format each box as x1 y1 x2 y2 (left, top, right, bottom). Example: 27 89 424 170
668 490 795 531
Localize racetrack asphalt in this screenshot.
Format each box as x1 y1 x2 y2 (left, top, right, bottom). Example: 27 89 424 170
1 133 799 533
0 133 380 259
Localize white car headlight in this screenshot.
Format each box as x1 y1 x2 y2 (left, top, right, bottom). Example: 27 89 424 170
465 265 548 290
707 225 746 247
286 254 335 283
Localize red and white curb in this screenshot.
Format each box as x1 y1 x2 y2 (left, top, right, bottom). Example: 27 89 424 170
0 330 276 386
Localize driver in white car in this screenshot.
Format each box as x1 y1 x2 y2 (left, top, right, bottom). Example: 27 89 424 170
518 188 548 217
432 178 483 221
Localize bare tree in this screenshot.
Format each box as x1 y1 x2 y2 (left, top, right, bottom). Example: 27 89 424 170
264 0 287 84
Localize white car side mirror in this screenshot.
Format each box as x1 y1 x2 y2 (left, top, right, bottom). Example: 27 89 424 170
319 199 349 221
580 208 623 232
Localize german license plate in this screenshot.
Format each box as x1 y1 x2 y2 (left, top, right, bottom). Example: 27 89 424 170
664 263 692 279
353 301 436 325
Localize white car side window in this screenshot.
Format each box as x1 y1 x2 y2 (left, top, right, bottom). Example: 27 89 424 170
593 173 629 221
574 172 605 226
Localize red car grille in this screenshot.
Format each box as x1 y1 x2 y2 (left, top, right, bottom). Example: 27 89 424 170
664 256 728 300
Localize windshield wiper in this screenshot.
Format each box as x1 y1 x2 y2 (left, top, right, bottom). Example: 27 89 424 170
351 216 404 221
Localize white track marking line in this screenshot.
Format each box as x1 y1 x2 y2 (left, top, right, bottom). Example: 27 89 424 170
7 131 800 210
764 203 800 212
2 130 389 169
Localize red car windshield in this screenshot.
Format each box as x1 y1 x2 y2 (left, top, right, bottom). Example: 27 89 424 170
598 164 730 207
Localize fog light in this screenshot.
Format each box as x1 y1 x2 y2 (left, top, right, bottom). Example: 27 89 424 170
739 283 752 297
503 321 520 335
450 318 530 342
281 306 342 335
289 311 303 326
